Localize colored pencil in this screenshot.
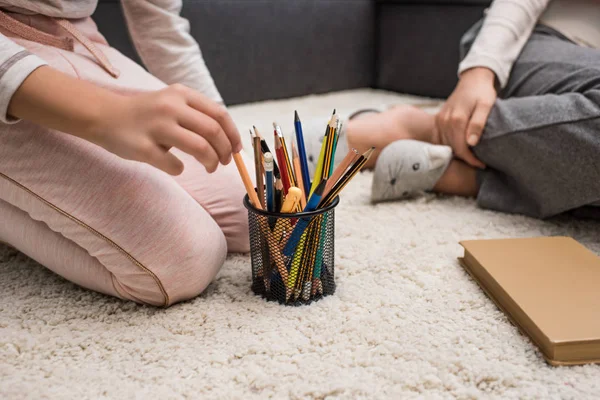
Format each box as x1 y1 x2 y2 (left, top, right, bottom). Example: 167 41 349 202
274 131 292 195
264 152 275 212
274 178 283 212
324 148 359 194
309 110 336 196
294 110 312 195
274 123 296 187
233 152 261 209
251 130 265 209
319 147 375 208
291 141 307 208
321 115 338 181
329 118 342 177
259 136 280 179
283 180 327 257
255 130 283 211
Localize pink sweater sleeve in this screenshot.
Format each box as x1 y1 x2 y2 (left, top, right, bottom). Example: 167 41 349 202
458 0 550 88
121 0 224 104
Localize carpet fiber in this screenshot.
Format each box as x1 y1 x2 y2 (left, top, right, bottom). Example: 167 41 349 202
2 89 600 399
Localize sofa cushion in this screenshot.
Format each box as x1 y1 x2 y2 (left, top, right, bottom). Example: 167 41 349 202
93 0 375 105
375 1 490 98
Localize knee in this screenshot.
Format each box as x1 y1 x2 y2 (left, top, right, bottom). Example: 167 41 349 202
110 209 229 307
161 228 228 306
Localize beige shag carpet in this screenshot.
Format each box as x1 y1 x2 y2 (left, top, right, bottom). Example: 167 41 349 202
2 89 600 399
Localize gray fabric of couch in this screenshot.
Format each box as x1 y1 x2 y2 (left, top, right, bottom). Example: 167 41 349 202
93 0 491 105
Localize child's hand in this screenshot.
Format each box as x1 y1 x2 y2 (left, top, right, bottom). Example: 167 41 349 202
93 84 242 175
9 67 241 175
435 67 497 169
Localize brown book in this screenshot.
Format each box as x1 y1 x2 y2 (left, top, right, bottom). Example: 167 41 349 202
458 236 600 366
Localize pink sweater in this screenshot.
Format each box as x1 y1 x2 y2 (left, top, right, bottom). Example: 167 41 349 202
0 0 222 123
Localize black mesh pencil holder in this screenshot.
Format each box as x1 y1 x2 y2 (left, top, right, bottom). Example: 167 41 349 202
244 194 339 306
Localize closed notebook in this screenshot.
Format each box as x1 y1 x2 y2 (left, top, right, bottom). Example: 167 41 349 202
458 236 600 366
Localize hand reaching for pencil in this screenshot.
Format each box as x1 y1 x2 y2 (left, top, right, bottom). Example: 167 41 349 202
91 83 242 175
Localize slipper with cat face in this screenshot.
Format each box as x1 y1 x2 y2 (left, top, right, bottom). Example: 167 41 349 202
371 139 452 203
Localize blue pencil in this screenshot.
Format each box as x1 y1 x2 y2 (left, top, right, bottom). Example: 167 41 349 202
264 152 275 212
294 111 312 196
282 179 327 257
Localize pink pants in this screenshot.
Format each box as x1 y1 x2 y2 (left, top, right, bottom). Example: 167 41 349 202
0 15 252 306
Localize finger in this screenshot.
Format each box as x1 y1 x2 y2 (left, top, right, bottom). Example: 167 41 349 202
454 139 486 169
435 109 451 146
178 107 232 165
466 103 492 147
449 110 469 143
162 126 220 173
175 84 243 154
146 146 185 176
462 148 486 169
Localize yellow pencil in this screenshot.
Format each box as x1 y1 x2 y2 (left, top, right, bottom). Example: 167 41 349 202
309 110 336 196
321 116 338 181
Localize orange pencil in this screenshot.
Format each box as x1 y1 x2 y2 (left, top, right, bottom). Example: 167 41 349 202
324 148 360 194
233 152 262 209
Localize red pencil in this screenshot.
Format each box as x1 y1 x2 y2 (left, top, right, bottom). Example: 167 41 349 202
275 132 292 194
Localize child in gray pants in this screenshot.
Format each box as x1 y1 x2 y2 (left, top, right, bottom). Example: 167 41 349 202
315 1 600 219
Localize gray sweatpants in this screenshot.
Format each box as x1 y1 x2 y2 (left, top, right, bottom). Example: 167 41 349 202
461 22 600 219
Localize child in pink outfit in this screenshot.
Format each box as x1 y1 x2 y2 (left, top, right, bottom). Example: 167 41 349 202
0 2 252 306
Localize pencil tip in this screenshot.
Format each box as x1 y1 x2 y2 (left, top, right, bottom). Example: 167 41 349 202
272 122 277 129
329 115 338 127
294 110 299 121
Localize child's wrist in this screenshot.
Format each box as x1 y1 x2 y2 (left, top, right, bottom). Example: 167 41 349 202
84 92 130 144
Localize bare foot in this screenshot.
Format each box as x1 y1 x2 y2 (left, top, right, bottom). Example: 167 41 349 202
433 159 478 197
346 105 441 168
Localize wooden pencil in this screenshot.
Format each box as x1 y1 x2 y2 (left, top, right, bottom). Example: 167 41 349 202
309 110 336 196
321 116 338 181
251 130 265 209
329 119 342 177
233 152 262 209
259 136 280 179
319 147 375 207
274 131 292 194
324 148 360 194
292 141 307 208
274 123 296 187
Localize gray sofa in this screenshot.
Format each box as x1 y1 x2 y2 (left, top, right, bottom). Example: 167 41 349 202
93 0 491 105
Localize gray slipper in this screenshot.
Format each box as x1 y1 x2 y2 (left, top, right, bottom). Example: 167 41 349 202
371 139 452 203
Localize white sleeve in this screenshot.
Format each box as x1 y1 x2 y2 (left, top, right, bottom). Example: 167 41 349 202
0 34 47 124
121 0 224 104
458 0 551 88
